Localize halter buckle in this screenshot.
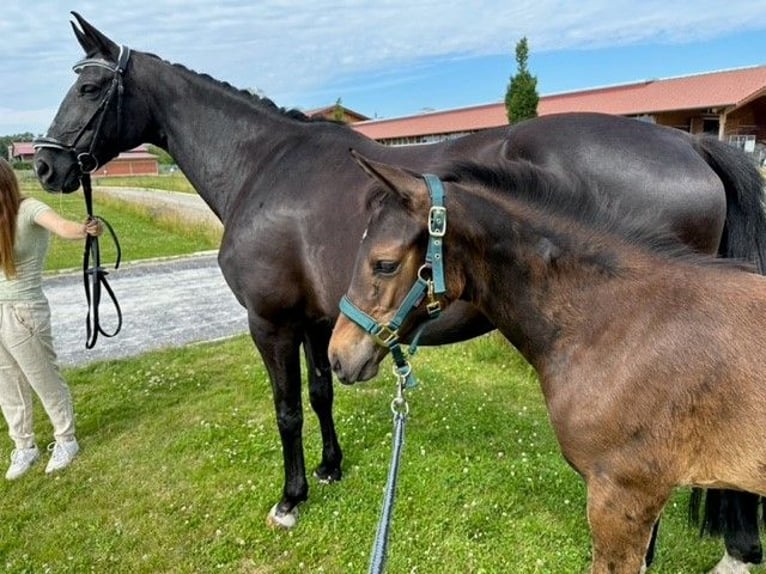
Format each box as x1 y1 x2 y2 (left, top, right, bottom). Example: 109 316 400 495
373 324 399 347
429 206 447 237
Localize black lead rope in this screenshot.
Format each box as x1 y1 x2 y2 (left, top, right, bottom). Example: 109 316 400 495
81 173 123 349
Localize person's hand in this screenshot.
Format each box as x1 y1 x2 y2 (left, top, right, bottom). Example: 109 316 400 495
84 218 103 237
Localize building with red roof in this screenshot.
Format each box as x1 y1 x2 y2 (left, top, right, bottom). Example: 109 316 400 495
352 65 766 154
9 144 159 176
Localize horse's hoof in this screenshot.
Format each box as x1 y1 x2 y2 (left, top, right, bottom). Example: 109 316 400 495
314 467 341 484
266 504 298 529
708 552 752 574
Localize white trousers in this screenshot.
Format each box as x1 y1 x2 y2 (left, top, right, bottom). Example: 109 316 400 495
0 301 75 449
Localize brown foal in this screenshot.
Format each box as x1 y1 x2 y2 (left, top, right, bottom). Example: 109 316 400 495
329 154 766 573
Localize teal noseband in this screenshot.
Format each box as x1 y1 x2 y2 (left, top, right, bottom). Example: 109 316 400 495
339 174 447 387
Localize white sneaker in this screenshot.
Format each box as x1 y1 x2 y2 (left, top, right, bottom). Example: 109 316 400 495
45 439 79 474
6 445 40 480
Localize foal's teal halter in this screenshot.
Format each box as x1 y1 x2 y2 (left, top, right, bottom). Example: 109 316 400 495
339 174 448 387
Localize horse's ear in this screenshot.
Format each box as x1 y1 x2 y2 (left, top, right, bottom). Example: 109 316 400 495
349 149 429 210
70 12 120 61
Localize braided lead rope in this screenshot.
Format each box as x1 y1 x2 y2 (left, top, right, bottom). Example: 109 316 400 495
368 369 410 574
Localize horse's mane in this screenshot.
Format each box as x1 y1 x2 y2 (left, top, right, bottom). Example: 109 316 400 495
143 52 343 125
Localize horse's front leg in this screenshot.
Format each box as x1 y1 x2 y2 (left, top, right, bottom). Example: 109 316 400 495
249 314 307 529
586 478 669 574
303 324 342 483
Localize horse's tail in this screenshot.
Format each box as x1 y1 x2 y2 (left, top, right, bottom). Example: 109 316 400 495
693 136 766 271
689 135 766 564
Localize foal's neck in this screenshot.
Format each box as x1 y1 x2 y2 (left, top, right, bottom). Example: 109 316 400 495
461 195 653 370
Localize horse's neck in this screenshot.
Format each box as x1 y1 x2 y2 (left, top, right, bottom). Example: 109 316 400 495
140 58 298 222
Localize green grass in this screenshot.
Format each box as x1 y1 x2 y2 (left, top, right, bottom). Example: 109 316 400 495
18 173 221 271
0 333 752 573
92 172 196 193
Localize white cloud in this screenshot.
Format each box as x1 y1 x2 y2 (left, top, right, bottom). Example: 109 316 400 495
2 0 766 133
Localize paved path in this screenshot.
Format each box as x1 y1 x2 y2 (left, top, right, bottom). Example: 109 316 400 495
47 252 249 367
45 187 249 367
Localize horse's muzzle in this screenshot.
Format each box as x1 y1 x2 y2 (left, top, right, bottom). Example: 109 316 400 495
34 150 82 194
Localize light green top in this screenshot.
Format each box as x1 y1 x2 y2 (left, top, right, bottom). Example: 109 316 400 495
0 198 52 301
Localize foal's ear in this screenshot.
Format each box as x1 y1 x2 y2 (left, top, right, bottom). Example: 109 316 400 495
70 12 120 61
349 149 429 209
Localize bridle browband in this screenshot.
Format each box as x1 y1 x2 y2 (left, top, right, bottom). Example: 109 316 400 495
33 46 130 349
33 44 131 173
339 174 448 386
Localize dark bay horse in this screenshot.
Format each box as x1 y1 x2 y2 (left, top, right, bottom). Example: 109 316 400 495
328 154 766 573
34 13 764 564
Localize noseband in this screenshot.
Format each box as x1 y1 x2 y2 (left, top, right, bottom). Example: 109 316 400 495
339 174 448 385
33 47 130 349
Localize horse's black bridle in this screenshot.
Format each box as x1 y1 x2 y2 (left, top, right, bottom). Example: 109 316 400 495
34 44 131 173
33 46 130 349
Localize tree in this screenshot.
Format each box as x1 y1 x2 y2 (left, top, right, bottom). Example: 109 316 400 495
147 144 175 166
333 97 345 122
505 37 539 124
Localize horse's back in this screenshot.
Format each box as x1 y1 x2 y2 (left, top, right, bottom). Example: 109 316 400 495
500 112 727 252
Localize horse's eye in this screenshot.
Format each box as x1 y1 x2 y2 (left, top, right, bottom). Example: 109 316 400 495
79 84 101 97
373 260 400 276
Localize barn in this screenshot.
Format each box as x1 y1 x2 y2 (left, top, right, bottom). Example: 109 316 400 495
351 64 766 160
92 145 159 177
9 143 159 176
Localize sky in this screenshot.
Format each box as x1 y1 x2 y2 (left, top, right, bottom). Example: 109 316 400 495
3 1 766 136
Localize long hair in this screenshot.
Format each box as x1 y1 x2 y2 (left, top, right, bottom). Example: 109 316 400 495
0 158 22 278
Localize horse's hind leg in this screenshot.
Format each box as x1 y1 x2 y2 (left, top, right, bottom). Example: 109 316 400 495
644 520 660 568
709 490 761 574
586 479 669 574
303 324 342 483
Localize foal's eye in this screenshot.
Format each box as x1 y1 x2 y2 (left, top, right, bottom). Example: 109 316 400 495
373 260 400 275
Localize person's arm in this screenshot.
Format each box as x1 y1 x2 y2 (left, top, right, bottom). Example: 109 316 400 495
34 209 103 240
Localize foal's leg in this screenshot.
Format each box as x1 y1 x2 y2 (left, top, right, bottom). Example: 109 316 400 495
248 314 308 529
303 324 342 483
586 479 669 574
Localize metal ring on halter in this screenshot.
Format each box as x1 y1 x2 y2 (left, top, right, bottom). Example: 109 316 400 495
77 152 100 174
417 264 433 282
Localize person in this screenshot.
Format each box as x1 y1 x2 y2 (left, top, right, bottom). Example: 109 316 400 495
0 158 102 480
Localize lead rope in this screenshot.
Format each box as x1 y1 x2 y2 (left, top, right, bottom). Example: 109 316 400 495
368 366 410 574
81 172 123 348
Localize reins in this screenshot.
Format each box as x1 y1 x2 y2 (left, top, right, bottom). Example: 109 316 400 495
33 45 130 349
81 173 122 349
340 174 448 574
